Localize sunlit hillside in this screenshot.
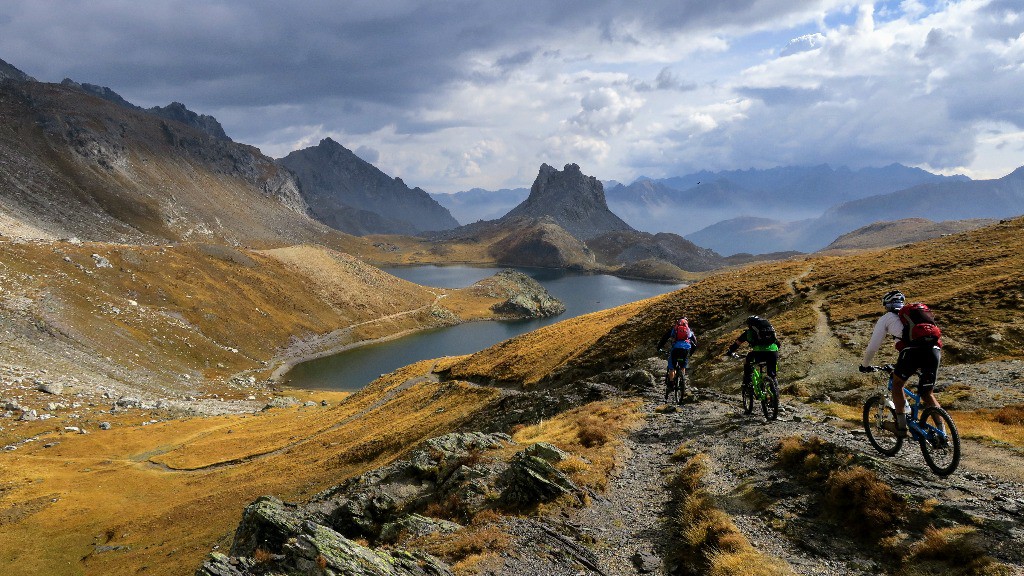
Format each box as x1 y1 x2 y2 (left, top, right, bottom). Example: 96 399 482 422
444 216 1024 394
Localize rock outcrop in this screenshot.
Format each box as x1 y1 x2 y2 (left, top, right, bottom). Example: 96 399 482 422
279 138 460 235
475 269 566 318
0 57 34 83
500 163 635 241
488 217 597 269
59 80 232 141
197 432 586 575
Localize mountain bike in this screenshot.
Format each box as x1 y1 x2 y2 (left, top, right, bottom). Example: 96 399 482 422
662 349 688 404
733 353 779 421
862 365 961 477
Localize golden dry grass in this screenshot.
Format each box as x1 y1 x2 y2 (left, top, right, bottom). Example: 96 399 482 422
666 454 795 576
776 435 906 538
0 240 534 405
509 398 643 491
0 361 500 576
439 217 1024 400
899 526 1012 576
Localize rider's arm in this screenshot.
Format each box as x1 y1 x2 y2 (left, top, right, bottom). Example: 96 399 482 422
657 328 671 350
726 331 746 355
861 313 902 367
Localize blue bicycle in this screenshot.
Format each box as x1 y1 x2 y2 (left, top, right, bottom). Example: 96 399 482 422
862 365 961 476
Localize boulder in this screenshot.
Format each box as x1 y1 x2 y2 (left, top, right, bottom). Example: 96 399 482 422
499 446 582 509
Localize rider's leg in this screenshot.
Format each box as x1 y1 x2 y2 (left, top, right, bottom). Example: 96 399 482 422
920 346 942 409
890 374 910 436
742 352 753 388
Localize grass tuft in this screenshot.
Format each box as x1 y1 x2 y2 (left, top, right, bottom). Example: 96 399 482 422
664 454 794 576
900 526 1010 576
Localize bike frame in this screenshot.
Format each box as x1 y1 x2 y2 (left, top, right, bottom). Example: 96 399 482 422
884 374 946 444
750 362 771 400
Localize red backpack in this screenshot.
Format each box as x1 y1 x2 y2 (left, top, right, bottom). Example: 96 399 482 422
674 318 690 341
897 303 942 349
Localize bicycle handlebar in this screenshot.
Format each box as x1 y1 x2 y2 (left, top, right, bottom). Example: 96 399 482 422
866 364 895 373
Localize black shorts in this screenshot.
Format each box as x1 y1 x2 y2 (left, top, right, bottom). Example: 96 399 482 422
667 347 691 370
894 345 941 391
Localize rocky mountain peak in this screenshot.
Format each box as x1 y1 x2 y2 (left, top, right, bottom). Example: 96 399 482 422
0 57 35 82
501 163 635 241
279 139 459 235
148 101 231 141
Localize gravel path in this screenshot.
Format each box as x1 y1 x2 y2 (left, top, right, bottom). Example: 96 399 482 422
492 363 1024 576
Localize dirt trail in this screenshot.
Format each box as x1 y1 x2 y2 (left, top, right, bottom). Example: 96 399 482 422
496 366 1024 575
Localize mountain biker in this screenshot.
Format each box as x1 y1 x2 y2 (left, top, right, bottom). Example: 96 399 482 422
657 317 697 401
725 315 780 393
859 290 943 437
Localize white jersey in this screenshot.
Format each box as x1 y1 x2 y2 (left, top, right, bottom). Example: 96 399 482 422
862 312 904 366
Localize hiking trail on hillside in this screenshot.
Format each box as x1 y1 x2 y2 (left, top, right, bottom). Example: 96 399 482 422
490 359 1024 575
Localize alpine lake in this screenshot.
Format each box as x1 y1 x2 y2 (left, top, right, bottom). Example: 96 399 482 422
284 266 684 391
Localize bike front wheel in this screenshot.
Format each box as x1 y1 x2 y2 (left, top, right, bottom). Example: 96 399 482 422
742 383 754 414
918 407 961 477
761 377 779 421
862 395 903 456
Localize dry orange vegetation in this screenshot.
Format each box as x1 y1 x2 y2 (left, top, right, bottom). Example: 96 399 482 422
0 361 499 576
0 240 527 400
444 217 1024 395
2 217 1022 575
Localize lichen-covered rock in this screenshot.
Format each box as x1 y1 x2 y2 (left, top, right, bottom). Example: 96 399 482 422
479 269 566 318
197 522 454 576
229 495 304 557
311 432 512 539
195 552 255 576
500 448 582 509
284 521 454 576
379 513 463 543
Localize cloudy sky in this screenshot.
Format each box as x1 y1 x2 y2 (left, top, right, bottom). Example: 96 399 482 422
2 1 1023 192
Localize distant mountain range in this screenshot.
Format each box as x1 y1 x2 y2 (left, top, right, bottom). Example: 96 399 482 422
6 52 1023 266
432 187 529 224
689 168 1024 253
437 163 1024 255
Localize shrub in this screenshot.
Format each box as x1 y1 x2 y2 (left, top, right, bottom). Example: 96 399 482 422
253 548 273 564
825 466 907 538
577 415 611 447
902 526 1009 576
990 404 1024 426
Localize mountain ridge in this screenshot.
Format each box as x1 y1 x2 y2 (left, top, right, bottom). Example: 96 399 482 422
279 138 459 235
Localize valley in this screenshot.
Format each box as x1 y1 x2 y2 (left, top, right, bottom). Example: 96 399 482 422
2 56 1024 576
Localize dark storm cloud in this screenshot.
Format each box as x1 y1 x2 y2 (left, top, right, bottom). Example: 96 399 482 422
0 0 832 111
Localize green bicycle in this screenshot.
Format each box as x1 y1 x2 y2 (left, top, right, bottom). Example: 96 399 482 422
734 354 779 421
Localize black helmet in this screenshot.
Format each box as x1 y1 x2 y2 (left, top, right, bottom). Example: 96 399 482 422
882 290 905 312
746 315 762 326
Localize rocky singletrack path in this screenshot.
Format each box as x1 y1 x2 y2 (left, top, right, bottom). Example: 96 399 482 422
496 370 1024 575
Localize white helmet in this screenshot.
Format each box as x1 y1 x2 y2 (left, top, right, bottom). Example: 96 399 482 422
882 290 905 312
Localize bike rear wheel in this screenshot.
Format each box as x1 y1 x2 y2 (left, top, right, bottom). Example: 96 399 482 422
918 406 961 476
677 372 686 403
761 377 779 421
862 395 903 456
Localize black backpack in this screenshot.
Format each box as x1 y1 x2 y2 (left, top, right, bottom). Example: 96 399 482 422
748 316 776 346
